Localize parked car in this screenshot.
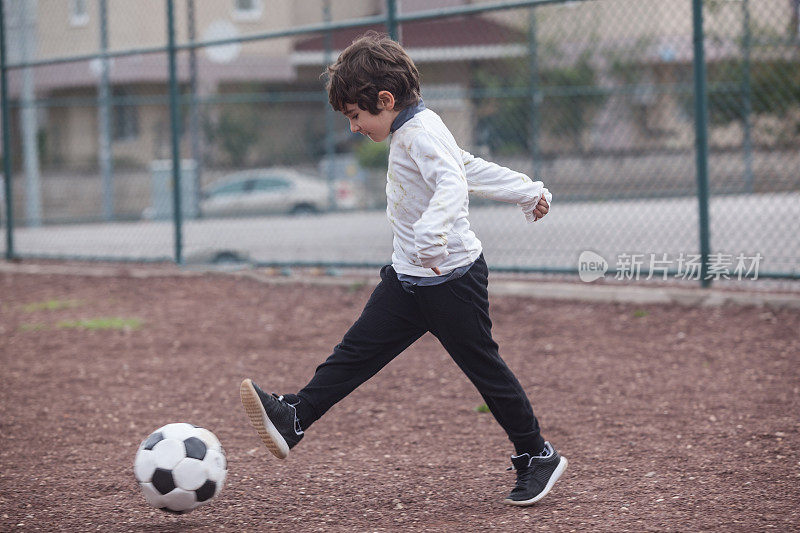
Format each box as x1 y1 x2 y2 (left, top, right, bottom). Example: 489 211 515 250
200 169 358 218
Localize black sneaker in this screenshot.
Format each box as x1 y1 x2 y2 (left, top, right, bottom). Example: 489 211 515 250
240 378 304 459
504 442 568 506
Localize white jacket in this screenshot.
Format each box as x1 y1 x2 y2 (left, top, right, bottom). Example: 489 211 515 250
387 108 551 277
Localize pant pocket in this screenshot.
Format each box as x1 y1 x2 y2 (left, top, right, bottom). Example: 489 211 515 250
446 279 474 304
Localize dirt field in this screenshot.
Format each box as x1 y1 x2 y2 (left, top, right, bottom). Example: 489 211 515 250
1 267 798 532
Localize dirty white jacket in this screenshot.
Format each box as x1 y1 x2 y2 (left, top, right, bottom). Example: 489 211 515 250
387 108 552 277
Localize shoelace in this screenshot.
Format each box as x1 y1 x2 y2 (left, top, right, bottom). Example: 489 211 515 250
506 446 551 472
271 394 304 435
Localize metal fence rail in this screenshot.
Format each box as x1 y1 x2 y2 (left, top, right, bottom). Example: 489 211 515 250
1 0 798 285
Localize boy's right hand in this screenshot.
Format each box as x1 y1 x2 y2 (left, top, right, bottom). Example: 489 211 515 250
533 196 549 221
431 267 442 275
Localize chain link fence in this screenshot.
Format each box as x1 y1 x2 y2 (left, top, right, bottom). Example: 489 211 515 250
1 0 798 284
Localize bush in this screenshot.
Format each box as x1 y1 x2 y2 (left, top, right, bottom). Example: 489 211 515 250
472 52 606 154
204 107 261 167
707 59 800 125
355 138 389 169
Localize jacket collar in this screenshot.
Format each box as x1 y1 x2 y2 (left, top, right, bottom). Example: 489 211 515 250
390 99 426 133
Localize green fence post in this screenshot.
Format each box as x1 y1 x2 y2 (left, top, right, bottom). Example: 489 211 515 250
0 0 14 260
741 0 754 194
692 0 711 287
98 0 114 221
386 0 398 41
528 7 541 179
187 0 202 218
323 0 337 212
166 0 183 264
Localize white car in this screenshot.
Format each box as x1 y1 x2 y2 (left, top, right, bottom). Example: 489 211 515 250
200 169 355 218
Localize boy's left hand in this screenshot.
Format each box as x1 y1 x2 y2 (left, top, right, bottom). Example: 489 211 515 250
533 196 549 221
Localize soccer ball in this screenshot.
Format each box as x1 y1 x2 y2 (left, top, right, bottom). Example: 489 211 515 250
133 423 227 514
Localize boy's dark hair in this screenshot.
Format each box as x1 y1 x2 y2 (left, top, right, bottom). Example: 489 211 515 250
325 31 420 114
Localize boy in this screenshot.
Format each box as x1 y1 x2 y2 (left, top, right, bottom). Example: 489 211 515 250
240 31 566 506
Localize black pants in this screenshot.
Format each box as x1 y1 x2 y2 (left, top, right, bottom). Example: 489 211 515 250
295 254 545 455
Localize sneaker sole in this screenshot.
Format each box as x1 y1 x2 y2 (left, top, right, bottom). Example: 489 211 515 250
503 456 568 507
239 378 290 459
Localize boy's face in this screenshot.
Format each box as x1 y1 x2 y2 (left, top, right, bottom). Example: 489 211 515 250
342 93 399 143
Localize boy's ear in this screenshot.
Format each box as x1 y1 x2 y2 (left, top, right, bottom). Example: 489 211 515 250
377 90 396 111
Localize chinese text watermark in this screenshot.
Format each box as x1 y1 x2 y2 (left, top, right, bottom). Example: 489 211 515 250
579 251 763 282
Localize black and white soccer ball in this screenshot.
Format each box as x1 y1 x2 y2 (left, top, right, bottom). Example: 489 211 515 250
133 423 227 514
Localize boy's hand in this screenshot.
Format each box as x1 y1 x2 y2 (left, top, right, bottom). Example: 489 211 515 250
533 196 549 221
431 267 442 275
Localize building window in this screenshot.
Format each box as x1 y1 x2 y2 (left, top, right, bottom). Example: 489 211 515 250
70 0 89 27
112 88 139 141
233 0 263 22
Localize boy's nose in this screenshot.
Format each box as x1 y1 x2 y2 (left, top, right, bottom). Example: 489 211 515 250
349 121 359 133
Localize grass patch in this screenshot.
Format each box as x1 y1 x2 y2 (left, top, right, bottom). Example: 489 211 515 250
22 299 83 312
56 317 143 331
348 281 367 293
19 323 49 332
475 403 490 413
633 309 649 318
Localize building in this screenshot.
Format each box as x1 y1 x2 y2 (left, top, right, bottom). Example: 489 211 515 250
3 0 799 170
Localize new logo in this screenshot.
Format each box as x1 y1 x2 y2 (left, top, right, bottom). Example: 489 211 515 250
578 251 608 282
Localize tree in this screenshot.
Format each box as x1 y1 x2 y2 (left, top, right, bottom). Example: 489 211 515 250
472 51 605 154
204 106 261 167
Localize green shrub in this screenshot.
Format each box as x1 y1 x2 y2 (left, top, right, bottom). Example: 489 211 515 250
355 139 389 169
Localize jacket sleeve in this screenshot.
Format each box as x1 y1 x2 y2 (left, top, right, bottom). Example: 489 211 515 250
461 149 552 223
407 132 469 268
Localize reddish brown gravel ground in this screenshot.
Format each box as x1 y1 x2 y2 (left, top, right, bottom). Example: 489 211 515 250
1 268 798 532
